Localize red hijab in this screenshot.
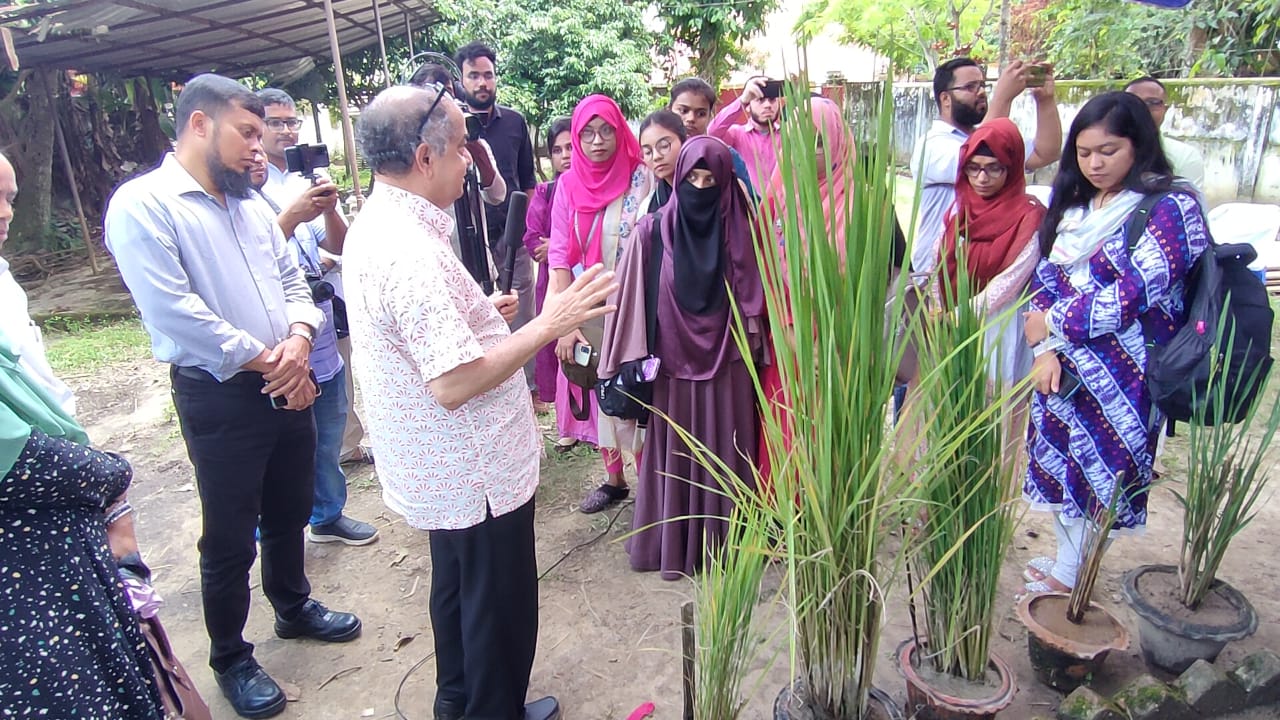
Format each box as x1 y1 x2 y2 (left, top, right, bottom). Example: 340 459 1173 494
941 118 1045 296
557 94 643 254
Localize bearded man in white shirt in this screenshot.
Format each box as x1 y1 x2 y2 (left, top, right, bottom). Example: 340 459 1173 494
342 84 618 720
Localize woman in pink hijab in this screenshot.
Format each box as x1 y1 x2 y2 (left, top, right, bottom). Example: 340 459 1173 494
547 94 653 513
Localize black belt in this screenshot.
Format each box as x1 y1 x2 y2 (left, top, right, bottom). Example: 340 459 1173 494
171 366 265 387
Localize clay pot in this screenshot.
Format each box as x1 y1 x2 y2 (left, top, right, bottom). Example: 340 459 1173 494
1121 564 1258 674
773 677 905 720
896 638 1016 720
1014 591 1129 692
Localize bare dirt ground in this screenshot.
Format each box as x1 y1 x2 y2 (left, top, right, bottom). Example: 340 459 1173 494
56 349 1279 720
35 256 1277 720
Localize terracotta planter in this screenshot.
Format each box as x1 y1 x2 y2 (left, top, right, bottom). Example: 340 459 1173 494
1121 564 1258 674
1014 592 1129 692
896 638 1016 720
773 676 905 720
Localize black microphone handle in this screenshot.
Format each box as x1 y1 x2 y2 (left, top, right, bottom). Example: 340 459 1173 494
498 190 530 295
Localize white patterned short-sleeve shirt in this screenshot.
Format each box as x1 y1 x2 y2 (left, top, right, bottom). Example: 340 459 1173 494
343 183 540 531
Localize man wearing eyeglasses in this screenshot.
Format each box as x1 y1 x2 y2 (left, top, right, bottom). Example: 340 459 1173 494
1125 76 1205 190
909 58 1062 273
255 88 379 548
456 41 541 406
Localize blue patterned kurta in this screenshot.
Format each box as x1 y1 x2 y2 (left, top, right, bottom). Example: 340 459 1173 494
1024 192 1210 530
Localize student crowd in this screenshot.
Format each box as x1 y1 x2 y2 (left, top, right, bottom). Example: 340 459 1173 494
0 39 1215 720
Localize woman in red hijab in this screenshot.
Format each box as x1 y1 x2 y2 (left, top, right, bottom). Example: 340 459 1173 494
939 117 1045 388
547 94 653 514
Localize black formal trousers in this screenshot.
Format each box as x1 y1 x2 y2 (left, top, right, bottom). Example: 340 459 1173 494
429 497 539 720
170 367 316 672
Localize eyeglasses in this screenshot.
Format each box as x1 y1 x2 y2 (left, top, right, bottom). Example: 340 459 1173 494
265 118 304 131
641 137 676 159
1141 98 1167 108
947 81 989 95
963 162 1007 179
579 124 616 144
417 83 449 142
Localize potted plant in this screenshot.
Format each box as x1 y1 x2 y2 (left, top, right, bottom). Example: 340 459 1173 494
896 275 1022 720
743 78 916 720
1016 493 1131 691
1122 347 1279 673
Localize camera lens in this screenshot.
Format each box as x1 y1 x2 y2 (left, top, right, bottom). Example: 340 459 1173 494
309 279 335 304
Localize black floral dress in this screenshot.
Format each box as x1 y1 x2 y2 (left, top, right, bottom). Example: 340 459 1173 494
0 428 164 719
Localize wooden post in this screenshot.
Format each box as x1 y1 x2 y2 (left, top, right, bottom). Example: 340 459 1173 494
322 0 363 207
681 601 695 720
45 82 99 274
371 0 390 88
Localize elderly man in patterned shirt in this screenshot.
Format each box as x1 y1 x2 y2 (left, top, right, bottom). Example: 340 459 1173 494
342 85 617 720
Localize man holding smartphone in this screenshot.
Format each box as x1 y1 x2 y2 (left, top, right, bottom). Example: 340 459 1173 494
254 88 378 548
708 75 783 188
105 74 361 719
910 58 1062 274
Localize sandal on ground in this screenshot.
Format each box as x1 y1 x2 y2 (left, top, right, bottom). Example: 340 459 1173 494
1015 578 1071 601
1023 556 1055 583
579 483 629 514
554 437 579 454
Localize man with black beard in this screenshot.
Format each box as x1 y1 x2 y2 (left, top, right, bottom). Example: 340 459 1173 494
708 75 783 189
105 73 361 720
909 58 1062 273
454 41 541 405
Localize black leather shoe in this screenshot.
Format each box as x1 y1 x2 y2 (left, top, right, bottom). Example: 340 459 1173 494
523 696 561 720
274 599 362 642
433 699 464 720
214 657 286 719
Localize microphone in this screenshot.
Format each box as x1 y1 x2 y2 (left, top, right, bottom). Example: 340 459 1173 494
498 190 529 295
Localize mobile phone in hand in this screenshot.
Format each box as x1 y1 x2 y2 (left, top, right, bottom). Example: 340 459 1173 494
1025 64 1048 88
1056 363 1082 400
762 79 784 99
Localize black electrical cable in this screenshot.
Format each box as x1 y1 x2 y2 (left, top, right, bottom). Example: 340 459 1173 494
393 500 634 720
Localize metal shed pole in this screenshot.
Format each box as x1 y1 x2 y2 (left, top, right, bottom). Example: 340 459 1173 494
371 0 390 88
44 81 99 274
323 0 364 207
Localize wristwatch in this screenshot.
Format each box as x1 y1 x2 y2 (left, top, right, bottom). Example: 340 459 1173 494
289 327 315 346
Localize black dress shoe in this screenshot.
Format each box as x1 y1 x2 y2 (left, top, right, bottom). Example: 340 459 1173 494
433 700 464 720
214 657 286 719
523 696 561 720
274 599 362 642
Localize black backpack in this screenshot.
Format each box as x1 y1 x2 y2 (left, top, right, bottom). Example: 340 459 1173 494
1126 192 1274 429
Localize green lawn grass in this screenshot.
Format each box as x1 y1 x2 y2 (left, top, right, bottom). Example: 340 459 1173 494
43 316 152 376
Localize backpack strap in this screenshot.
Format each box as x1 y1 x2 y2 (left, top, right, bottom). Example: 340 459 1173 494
645 218 664 354
1124 191 1169 255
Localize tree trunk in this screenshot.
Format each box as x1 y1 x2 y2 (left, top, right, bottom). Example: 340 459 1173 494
998 0 1011 68
8 69 56 252
134 77 171 166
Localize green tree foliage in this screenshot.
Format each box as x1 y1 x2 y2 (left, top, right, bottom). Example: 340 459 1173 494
1034 0 1279 79
309 0 653 130
798 0 1000 76
652 0 780 87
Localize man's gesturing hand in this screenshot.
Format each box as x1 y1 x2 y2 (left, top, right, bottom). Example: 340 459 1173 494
539 264 618 340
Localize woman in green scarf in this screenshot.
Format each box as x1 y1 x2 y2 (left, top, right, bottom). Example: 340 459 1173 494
0 330 164 719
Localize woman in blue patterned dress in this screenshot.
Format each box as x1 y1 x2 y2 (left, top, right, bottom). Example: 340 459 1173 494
1021 92 1209 593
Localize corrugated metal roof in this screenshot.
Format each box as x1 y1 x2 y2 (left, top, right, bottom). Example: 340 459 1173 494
0 0 439 77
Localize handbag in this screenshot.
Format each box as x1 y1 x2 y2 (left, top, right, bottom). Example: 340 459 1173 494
140 616 213 720
597 219 664 423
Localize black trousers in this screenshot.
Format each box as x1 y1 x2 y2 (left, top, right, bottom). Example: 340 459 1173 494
429 498 539 720
170 367 316 672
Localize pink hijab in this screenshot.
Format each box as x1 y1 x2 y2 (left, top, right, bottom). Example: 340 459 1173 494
767 97 855 254
557 94 643 255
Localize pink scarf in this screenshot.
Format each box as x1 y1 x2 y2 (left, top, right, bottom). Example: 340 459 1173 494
557 94 643 262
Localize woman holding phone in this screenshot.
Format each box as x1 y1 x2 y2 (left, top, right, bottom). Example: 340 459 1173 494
1021 92 1208 594
547 94 653 514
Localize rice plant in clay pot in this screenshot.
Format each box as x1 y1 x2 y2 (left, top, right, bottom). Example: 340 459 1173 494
1016 495 1131 692
895 265 1021 720
1122 357 1279 673
751 79 910 720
